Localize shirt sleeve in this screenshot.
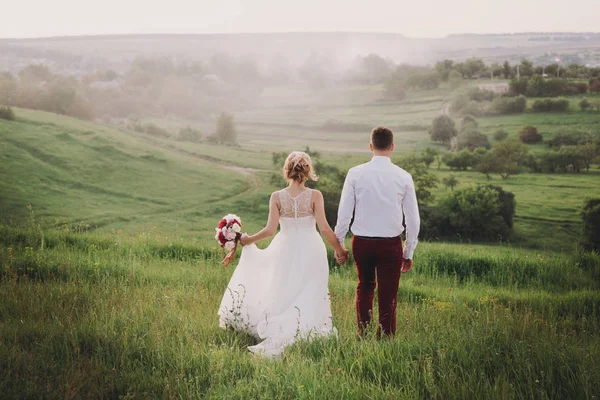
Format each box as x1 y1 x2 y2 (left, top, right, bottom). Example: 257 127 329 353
334 169 355 245
402 174 420 259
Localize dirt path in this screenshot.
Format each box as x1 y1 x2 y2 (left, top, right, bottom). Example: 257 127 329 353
126 135 266 219
441 101 451 116
163 143 260 176
440 101 458 151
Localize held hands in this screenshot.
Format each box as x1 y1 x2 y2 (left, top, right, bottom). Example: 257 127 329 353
334 248 349 265
401 258 413 273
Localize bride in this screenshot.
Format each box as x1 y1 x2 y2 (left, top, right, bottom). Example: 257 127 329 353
218 151 346 357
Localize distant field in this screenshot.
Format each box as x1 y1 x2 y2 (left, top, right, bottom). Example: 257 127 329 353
3 87 599 252
143 83 450 153
150 82 599 252
479 95 600 146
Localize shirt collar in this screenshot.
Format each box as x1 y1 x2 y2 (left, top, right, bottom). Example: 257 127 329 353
371 156 392 163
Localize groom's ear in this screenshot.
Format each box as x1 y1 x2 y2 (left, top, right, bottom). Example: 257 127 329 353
390 143 395 152
369 143 374 152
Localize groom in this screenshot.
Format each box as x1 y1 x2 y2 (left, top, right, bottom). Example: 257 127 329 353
334 126 420 337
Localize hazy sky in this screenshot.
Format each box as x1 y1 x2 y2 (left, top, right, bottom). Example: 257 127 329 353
2 0 598 39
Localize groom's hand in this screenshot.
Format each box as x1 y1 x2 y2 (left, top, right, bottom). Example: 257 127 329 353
401 258 413 273
335 249 349 264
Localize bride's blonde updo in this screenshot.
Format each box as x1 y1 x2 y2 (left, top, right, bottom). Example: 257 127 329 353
283 151 318 184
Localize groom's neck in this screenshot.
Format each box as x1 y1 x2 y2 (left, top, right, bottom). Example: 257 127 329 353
372 151 392 158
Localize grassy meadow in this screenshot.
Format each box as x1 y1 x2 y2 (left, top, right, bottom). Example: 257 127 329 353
1 82 600 398
1 223 599 398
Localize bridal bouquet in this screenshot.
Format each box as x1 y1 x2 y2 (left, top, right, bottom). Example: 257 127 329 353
215 214 242 267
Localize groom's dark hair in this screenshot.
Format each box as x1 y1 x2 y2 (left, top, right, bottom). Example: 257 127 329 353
371 126 393 150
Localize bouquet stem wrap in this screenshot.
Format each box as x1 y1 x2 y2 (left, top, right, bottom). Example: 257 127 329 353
220 232 241 267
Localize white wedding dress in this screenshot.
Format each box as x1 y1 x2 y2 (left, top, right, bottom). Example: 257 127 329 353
218 189 336 357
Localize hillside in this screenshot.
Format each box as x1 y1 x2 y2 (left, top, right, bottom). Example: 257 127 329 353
0 109 270 236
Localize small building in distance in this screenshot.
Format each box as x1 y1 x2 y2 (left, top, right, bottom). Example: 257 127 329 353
478 82 510 94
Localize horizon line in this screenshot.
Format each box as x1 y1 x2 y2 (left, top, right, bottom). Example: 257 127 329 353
2 30 600 42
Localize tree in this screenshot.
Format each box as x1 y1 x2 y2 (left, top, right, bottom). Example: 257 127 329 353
578 143 600 171
526 74 546 97
436 185 515 240
532 98 570 112
460 115 478 131
555 144 599 172
355 53 393 83
579 98 591 111
494 139 529 166
502 61 512 79
469 89 496 102
461 58 486 78
476 151 503 179
518 126 543 144
448 70 463 88
547 130 595 148
177 126 202 142
406 71 440 90
0 106 15 121
144 123 170 138
420 147 439 168
490 63 503 79
214 112 237 145
457 128 491 151
491 95 527 114
0 72 17 105
443 150 475 171
493 129 509 141
476 140 529 179
435 60 455 81
430 115 457 145
519 59 534 77
384 77 406 100
581 198 600 252
442 175 458 191
509 78 529 96
18 64 52 83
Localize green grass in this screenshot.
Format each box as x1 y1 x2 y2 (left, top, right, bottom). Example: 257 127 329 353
0 109 272 236
430 167 600 251
1 224 598 398
1 95 600 398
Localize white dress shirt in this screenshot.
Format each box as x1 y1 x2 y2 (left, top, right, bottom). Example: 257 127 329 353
334 156 420 259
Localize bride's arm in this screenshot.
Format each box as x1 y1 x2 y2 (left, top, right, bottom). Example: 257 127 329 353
313 190 346 255
240 192 280 246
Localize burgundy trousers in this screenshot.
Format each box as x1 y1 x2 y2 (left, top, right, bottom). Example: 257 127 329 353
352 235 403 336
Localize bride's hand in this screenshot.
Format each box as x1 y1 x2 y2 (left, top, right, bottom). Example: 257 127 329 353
239 233 250 246
335 248 349 264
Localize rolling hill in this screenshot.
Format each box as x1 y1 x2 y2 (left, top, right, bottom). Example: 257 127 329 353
0 108 270 236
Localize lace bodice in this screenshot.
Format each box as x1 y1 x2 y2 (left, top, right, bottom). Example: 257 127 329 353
278 189 314 219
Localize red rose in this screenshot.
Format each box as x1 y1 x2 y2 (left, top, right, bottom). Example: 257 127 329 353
218 219 227 229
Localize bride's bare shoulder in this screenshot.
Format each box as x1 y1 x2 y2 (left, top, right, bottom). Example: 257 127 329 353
270 190 282 200
310 189 324 202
